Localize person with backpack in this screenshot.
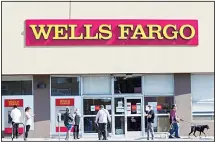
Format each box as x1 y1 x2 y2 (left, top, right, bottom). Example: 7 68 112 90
145 105 155 140
63 108 73 140
95 105 111 140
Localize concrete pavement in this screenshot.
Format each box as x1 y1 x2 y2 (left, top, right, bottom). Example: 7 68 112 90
2 136 214 141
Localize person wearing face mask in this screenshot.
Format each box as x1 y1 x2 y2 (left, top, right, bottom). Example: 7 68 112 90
73 108 81 139
64 108 73 140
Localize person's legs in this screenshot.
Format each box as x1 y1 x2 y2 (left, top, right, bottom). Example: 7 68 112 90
15 123 19 138
98 123 103 140
102 123 107 140
77 125 80 139
149 123 154 140
169 123 175 138
174 123 180 138
73 125 77 139
146 123 150 140
25 125 30 139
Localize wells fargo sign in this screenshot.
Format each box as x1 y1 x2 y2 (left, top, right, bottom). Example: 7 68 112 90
55 98 74 106
4 99 23 107
25 19 198 46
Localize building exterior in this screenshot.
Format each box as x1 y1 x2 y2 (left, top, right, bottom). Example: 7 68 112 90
1 1 214 138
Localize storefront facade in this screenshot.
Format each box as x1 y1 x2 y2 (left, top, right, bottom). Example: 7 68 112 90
2 1 214 138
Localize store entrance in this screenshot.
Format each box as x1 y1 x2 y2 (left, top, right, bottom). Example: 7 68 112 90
114 97 143 137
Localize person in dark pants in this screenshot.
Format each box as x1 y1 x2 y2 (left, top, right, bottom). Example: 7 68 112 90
10 105 21 139
24 107 34 140
95 105 111 140
73 108 81 139
145 105 155 140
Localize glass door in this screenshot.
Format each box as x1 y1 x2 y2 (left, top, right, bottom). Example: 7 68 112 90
125 97 143 137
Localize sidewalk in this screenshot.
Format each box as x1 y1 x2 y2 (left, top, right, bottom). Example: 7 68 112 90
2 136 214 141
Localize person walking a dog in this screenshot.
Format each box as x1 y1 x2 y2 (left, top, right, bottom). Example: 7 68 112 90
145 105 155 140
169 104 183 139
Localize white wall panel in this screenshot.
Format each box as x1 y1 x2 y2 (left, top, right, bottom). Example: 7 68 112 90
2 95 34 130
191 74 214 112
82 76 111 95
144 75 174 96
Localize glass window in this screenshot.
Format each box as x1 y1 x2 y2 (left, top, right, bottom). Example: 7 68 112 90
127 116 141 131
83 76 111 95
144 75 174 95
84 117 111 133
144 96 174 114
114 98 125 115
51 77 80 96
191 74 214 114
115 116 125 135
83 98 112 115
193 115 214 120
114 76 142 94
2 81 32 95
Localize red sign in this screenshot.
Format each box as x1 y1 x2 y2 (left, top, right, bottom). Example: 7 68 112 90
157 105 163 110
4 99 23 107
56 127 74 132
131 105 137 111
55 98 74 106
25 19 198 46
95 106 100 111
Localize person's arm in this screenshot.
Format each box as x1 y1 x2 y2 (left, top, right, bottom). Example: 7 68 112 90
68 114 73 121
106 110 111 122
10 110 13 119
95 111 100 123
26 112 31 119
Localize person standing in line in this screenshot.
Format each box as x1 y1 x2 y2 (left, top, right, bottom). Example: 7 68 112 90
24 107 34 141
169 104 182 139
145 105 155 140
95 105 111 140
10 105 22 139
63 108 73 140
73 108 81 139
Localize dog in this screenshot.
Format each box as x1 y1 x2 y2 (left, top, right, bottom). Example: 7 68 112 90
188 125 209 138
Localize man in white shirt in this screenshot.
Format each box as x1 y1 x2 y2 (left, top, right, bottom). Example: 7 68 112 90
95 105 111 140
10 105 22 138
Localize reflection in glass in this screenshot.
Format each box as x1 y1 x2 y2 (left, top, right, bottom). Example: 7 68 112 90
114 76 142 94
127 116 141 131
144 96 174 114
114 98 125 115
83 98 112 115
115 116 125 135
51 77 79 96
84 117 112 133
84 117 96 133
2 81 32 95
127 99 141 115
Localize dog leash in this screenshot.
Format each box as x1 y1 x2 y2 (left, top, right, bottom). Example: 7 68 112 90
181 119 197 126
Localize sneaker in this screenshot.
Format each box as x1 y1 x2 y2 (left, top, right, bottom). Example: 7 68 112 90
175 136 181 138
169 135 174 139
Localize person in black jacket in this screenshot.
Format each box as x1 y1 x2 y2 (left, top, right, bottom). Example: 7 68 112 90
145 105 155 140
64 108 73 140
73 108 81 139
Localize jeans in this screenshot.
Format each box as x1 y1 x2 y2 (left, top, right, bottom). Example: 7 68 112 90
147 122 154 140
169 122 180 137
